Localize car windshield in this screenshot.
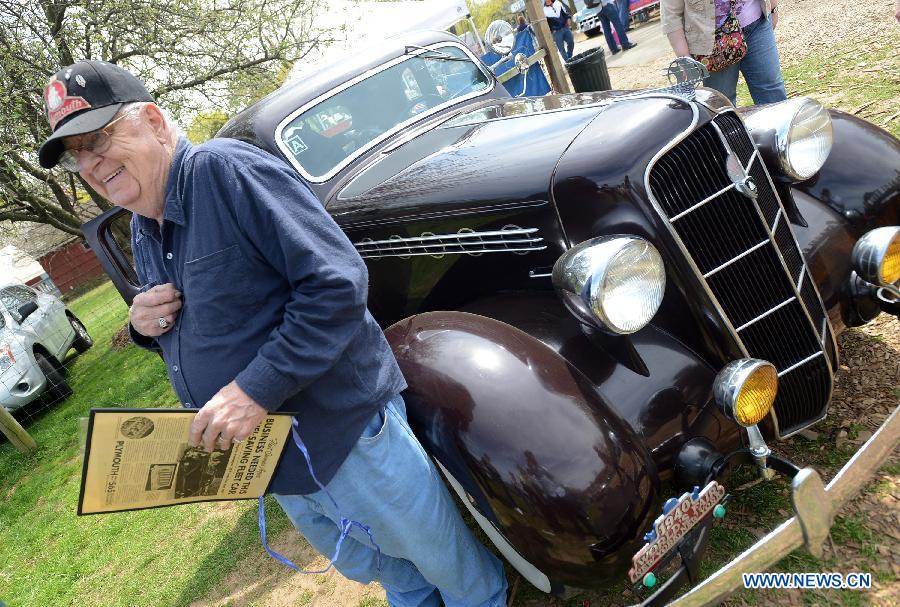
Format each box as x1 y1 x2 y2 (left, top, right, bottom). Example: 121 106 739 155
279 44 491 180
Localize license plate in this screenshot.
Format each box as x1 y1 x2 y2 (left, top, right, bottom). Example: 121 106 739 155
628 480 726 584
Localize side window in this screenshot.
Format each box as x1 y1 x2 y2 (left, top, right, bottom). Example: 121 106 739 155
8 285 36 303
0 288 22 317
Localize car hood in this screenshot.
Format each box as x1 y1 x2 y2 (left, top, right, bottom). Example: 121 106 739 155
329 90 694 224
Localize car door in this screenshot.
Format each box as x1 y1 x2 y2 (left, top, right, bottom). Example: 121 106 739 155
35 289 77 358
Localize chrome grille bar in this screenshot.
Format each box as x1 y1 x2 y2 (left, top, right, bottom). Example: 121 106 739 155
671 183 736 222
778 351 824 377
735 296 797 332
704 239 769 278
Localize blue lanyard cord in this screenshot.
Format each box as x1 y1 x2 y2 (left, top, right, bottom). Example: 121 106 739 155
257 419 382 574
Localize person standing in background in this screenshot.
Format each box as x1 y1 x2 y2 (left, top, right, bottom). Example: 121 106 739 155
617 0 632 31
544 0 575 60
599 0 637 54
661 0 785 105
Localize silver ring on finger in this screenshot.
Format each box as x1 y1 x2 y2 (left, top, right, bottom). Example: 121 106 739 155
158 317 170 329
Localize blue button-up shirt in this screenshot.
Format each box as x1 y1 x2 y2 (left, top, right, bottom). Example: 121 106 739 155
131 137 407 494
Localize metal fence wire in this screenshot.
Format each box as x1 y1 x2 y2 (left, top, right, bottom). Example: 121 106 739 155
1 257 139 437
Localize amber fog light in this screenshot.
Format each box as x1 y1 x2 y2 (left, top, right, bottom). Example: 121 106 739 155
852 226 900 286
714 359 778 427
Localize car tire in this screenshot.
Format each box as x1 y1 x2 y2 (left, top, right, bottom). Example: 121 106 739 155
69 316 93 353
36 353 73 405
585 27 602 38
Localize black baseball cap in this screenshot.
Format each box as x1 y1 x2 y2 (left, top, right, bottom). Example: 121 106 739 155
38 61 155 169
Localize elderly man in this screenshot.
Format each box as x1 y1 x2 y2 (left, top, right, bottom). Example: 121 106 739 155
37 60 507 607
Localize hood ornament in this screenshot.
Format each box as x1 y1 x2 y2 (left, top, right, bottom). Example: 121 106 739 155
726 151 758 200
665 57 709 99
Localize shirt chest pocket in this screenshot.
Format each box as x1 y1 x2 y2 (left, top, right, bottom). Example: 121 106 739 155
184 245 261 336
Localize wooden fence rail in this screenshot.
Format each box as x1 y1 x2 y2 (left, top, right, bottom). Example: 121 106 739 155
0 406 37 453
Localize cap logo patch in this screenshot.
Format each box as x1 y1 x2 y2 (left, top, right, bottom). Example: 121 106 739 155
44 76 92 130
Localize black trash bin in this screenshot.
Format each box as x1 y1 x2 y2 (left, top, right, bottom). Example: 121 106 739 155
565 47 611 93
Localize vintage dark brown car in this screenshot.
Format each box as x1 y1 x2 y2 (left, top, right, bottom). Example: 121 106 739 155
83 30 900 605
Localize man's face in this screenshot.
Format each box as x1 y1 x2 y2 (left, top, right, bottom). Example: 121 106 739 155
67 108 169 220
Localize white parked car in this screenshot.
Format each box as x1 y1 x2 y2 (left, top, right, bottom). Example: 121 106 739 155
0 283 92 412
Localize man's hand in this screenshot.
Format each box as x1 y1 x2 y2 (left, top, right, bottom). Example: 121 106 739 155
189 381 268 452
771 4 779 29
130 283 182 337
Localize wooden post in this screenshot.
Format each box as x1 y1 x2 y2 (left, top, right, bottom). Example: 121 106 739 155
525 0 573 94
0 407 37 453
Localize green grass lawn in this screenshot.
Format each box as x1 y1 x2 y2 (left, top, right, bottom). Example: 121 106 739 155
0 281 292 607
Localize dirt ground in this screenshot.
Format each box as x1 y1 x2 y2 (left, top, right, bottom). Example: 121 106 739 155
193 3 900 606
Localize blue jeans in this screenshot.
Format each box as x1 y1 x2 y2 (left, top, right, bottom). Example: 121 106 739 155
617 0 631 30
703 16 787 105
274 395 508 607
599 3 632 52
553 26 575 60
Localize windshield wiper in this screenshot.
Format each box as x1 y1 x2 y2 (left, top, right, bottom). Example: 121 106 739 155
403 45 471 62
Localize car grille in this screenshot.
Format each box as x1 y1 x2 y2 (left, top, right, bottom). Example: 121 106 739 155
647 111 836 437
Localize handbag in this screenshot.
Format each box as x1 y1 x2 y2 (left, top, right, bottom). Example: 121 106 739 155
692 0 747 73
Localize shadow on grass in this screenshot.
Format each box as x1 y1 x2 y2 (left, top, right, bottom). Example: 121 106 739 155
172 497 328 607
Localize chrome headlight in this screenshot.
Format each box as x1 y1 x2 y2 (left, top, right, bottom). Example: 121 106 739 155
742 97 833 182
552 236 666 335
852 226 900 286
714 359 778 427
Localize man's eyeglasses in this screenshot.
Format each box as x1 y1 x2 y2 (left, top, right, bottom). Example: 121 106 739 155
58 113 128 173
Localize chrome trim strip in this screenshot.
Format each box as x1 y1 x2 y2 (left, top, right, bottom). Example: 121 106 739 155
796 264 806 291
274 40 496 184
734 296 796 333
710 116 835 438
356 238 544 252
356 228 539 246
666 405 900 607
821 317 827 345
778 351 824 377
703 239 770 278
359 245 548 259
670 183 736 222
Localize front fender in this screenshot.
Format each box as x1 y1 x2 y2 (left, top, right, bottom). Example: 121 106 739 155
793 110 900 235
385 311 659 588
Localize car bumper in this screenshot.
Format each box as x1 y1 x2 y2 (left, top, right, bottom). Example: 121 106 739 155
575 9 601 31
660 404 900 606
0 362 47 411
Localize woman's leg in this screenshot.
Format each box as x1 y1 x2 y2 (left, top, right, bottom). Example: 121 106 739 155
703 62 741 105
739 17 787 104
